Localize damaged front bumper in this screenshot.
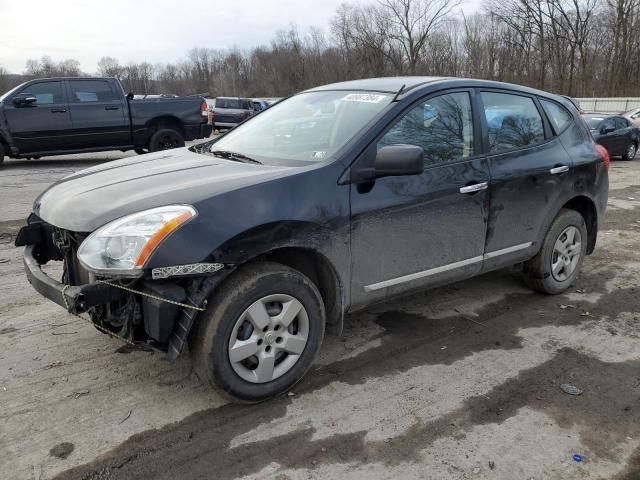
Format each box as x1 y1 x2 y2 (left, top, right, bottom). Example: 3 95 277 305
16 219 230 360
23 244 127 314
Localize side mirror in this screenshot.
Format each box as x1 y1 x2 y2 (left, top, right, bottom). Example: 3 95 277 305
374 144 424 178
126 92 134 101
13 94 37 107
602 126 615 134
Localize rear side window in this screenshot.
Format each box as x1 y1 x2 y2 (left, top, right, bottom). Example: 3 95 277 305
540 99 573 133
69 80 116 103
20 81 64 105
379 91 474 165
481 92 544 153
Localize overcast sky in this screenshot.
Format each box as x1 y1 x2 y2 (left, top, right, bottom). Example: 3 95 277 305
0 0 481 74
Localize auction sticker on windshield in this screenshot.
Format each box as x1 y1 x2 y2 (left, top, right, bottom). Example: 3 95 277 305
342 93 388 103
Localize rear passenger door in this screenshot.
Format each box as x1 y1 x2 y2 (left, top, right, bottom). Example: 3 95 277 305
67 79 130 149
481 91 575 270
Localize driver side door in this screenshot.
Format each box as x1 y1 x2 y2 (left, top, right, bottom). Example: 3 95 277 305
349 90 490 308
4 80 74 153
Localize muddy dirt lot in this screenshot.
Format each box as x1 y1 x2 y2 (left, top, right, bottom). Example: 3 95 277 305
1 152 639 480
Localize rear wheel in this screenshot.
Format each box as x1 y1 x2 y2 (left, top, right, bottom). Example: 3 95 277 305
523 209 588 294
622 142 637 161
148 128 185 152
190 262 325 403
0 143 5 165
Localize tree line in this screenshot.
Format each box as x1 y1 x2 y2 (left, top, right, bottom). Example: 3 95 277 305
2 0 639 99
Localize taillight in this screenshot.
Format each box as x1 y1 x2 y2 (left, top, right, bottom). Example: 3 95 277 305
239 111 247 120
200 99 208 117
595 143 610 169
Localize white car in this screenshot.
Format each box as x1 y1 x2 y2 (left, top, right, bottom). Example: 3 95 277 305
624 108 640 127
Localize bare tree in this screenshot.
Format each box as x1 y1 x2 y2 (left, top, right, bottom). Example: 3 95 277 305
380 0 462 74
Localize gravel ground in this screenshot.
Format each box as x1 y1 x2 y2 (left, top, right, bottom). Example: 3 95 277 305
1 150 639 480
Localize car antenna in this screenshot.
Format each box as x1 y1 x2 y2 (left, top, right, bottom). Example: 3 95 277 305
392 84 406 102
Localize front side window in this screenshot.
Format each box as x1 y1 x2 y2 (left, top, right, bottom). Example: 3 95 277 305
69 80 116 103
615 117 629 129
203 90 393 165
379 92 474 165
541 99 573 133
20 81 64 105
482 92 544 153
600 118 616 132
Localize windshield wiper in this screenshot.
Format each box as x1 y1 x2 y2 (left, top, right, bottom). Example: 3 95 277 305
210 150 262 164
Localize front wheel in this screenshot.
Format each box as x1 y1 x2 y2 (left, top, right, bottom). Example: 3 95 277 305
523 209 588 294
190 262 325 403
148 128 185 152
622 142 637 161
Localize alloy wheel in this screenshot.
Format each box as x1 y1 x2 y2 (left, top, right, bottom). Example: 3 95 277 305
628 143 636 160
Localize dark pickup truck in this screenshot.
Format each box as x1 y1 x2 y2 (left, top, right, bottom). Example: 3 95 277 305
0 77 212 164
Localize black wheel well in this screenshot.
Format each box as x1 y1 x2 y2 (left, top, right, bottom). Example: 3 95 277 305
254 248 344 334
0 135 10 157
147 116 185 137
562 196 597 254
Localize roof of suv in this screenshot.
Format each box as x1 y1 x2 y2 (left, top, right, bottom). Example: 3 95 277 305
307 77 448 94
305 76 569 105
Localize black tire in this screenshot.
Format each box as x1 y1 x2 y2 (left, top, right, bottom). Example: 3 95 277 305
190 261 326 403
621 142 637 161
0 143 5 165
523 209 588 294
148 128 185 152
134 148 147 155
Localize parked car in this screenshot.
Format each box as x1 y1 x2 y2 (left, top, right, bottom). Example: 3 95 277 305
250 98 270 112
0 77 212 164
624 107 640 127
212 97 253 129
16 77 609 402
582 113 639 160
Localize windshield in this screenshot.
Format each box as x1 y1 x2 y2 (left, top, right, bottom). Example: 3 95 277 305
582 115 604 129
204 91 393 165
0 82 25 102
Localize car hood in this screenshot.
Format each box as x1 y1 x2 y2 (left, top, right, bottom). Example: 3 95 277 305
34 148 296 232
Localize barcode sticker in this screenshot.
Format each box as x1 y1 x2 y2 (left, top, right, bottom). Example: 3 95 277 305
342 93 387 103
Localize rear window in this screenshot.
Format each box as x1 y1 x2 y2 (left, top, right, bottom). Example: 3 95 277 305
481 92 545 153
540 99 573 132
216 98 242 109
582 116 605 129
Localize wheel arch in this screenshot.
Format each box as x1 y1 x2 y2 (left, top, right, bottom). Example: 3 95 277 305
254 247 344 335
146 115 185 137
561 195 598 254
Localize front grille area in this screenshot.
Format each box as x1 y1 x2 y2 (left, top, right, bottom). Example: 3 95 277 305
55 229 90 286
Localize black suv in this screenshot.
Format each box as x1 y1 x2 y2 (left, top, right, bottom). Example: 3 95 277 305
17 77 609 402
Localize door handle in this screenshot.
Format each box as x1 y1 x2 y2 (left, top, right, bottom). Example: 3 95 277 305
50 108 67 113
550 165 569 175
104 106 119 110
459 182 488 194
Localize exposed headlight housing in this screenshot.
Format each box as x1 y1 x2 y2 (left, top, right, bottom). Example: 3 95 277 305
77 205 197 276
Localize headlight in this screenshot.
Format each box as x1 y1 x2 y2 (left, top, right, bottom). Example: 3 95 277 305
77 205 197 275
